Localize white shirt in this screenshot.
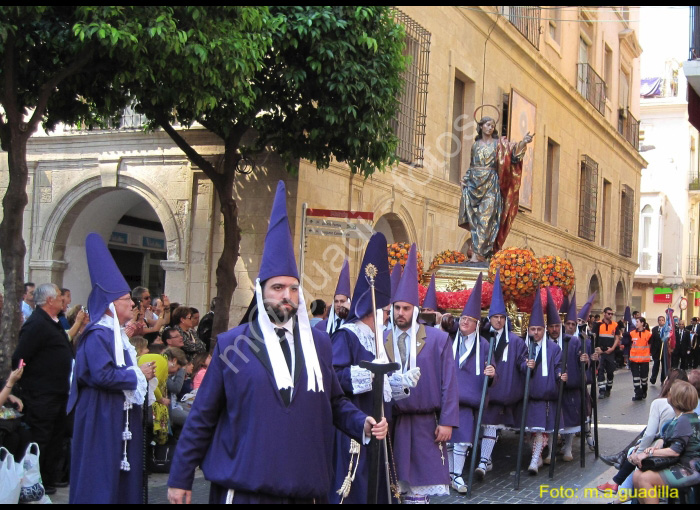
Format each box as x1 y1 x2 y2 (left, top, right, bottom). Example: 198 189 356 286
275 319 296 380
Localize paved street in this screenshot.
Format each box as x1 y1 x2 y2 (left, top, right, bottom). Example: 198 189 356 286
51 367 652 504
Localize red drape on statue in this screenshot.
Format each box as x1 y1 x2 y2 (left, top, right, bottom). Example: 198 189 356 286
494 137 525 252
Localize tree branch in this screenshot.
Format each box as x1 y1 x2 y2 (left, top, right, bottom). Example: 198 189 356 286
2 33 20 128
26 47 97 137
152 110 222 186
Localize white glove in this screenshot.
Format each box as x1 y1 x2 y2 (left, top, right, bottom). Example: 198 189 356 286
402 367 421 388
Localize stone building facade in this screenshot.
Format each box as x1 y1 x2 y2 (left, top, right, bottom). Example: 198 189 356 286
0 7 645 325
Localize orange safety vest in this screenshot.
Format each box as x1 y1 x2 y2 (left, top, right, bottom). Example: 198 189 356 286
598 321 618 349
629 329 651 363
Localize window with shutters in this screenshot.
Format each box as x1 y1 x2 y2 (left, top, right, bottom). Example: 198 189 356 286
578 155 598 242
619 185 635 258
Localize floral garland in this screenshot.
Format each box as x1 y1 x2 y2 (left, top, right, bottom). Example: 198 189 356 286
488 248 541 301
428 250 467 272
537 256 575 294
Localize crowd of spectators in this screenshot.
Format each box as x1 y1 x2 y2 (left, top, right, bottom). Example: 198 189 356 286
0 283 216 493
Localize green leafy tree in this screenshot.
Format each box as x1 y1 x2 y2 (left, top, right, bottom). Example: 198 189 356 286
0 7 196 375
118 6 407 344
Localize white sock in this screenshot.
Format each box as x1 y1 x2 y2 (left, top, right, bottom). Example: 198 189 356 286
530 433 546 466
447 444 454 475
563 434 574 456
480 426 498 464
453 444 469 478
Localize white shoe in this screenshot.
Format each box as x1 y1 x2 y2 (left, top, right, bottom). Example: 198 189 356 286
586 433 595 451
528 456 543 475
452 476 468 494
475 459 492 480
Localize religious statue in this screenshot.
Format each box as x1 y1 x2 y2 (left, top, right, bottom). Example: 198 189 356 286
459 114 534 263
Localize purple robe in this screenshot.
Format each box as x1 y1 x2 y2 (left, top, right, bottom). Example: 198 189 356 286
451 334 493 444
168 320 367 502
514 339 562 432
482 330 527 428
68 326 142 504
558 335 585 430
330 326 389 504
384 325 459 488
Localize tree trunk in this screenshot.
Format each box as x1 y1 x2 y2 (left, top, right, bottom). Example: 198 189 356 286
0 130 29 377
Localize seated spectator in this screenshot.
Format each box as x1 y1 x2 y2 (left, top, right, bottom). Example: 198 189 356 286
137 350 170 446
598 369 688 500
172 306 207 361
162 327 184 348
190 308 200 331
191 353 212 390
151 297 165 320
632 381 700 504
129 336 149 357
131 287 170 344
177 360 194 402
0 366 31 460
197 299 216 351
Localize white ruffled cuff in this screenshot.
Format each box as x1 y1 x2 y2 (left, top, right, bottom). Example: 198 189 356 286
123 365 148 406
389 373 411 401
350 365 373 395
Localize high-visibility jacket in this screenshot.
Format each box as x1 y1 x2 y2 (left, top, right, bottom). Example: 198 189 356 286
597 321 619 350
629 329 652 363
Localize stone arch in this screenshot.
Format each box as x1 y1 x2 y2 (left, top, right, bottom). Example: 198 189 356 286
40 174 182 263
371 196 418 245
588 271 602 313
615 280 626 316
374 213 409 244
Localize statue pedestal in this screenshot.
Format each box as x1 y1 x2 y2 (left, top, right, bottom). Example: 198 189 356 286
423 263 531 336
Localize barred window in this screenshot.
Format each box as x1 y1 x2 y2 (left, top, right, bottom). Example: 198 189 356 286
619 185 635 258
391 9 431 167
578 155 598 242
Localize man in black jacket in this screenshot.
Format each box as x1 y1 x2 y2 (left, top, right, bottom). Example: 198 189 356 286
12 283 74 494
649 315 666 385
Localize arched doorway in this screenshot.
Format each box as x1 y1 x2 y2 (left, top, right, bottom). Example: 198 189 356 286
54 188 168 308
375 213 409 244
615 281 626 316
589 274 601 314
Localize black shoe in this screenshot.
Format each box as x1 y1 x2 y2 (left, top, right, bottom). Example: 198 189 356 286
598 392 606 400
44 486 57 495
600 452 625 469
632 395 643 401
53 480 70 488
643 392 647 399
650 378 656 385
605 390 611 398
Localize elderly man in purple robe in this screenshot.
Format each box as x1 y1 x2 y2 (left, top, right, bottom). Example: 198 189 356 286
576 292 599 450
447 273 495 493
167 182 387 504
477 269 528 480
384 244 459 504
330 232 418 503
314 259 351 336
67 233 155 504
519 288 566 475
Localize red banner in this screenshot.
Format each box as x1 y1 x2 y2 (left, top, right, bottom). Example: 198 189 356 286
653 293 672 304
305 208 374 220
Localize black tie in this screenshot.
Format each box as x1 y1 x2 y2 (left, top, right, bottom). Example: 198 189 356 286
494 332 507 362
335 318 341 331
275 328 292 373
275 328 292 406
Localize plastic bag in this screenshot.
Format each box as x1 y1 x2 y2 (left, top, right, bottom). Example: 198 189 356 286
20 443 45 503
0 447 23 504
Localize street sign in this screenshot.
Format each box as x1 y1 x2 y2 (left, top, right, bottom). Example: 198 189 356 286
305 208 374 220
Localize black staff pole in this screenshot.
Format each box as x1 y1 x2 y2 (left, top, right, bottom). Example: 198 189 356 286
514 338 536 490
548 335 569 478
467 331 496 497
590 332 600 459
579 332 587 469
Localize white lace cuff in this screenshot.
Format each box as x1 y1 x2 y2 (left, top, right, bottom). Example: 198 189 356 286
389 373 411 401
124 365 148 406
351 365 373 395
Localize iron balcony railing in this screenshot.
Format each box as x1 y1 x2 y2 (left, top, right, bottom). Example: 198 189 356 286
67 107 148 133
577 63 606 115
690 170 700 191
618 108 640 150
501 6 541 50
689 256 700 276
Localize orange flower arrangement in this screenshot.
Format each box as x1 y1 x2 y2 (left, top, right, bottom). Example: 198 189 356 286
428 250 467 272
537 256 575 294
387 242 424 282
488 247 541 301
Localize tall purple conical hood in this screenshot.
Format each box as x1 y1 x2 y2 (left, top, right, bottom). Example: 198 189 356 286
392 243 420 307
461 273 483 320
566 293 578 323
559 293 570 314
390 263 402 300
578 292 597 320
85 232 131 332
489 269 507 317
530 286 545 328
335 259 351 298
258 181 299 282
423 274 438 310
347 233 391 322
546 287 561 325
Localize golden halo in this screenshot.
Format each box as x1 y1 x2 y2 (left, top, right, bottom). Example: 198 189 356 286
473 104 501 125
